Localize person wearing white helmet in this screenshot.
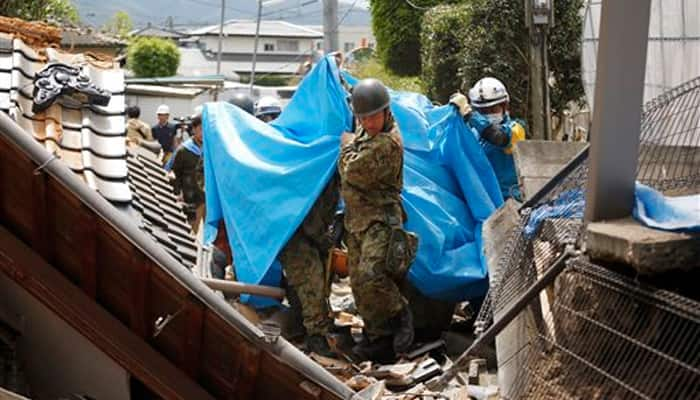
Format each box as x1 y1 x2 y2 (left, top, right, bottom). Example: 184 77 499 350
449 77 526 200
254 96 282 122
152 104 178 164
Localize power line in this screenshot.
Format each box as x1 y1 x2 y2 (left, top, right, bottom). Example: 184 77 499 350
403 0 432 11
337 0 361 28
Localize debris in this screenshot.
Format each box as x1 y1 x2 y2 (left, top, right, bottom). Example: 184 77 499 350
405 340 446 360
467 359 487 385
356 380 386 400
259 320 281 344
329 292 356 313
310 352 352 370
335 311 364 328
465 384 500 400
345 375 378 391
0 17 61 49
366 362 416 380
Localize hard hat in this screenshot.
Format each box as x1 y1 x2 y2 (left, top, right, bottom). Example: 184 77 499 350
156 104 170 115
351 78 391 118
228 92 255 115
255 96 282 118
468 77 510 108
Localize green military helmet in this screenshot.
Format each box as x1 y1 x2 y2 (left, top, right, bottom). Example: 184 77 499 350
351 78 391 118
228 92 255 115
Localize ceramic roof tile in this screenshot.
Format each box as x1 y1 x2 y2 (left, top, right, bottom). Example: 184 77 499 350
2 34 197 270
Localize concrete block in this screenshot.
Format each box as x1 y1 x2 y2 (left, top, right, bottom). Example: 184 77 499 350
482 199 521 285
513 140 587 199
586 217 700 275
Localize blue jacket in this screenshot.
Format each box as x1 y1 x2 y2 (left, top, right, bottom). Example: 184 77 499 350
467 112 526 200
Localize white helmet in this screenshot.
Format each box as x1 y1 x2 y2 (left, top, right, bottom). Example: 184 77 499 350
156 104 170 115
468 77 509 108
255 96 282 118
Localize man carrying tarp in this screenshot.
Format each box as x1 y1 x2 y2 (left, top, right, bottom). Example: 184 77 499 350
338 78 418 361
450 77 526 200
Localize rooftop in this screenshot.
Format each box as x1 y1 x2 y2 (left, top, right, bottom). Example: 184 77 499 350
188 19 323 38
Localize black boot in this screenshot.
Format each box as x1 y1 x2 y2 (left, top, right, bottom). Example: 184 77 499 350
305 334 335 357
351 335 394 363
391 306 414 355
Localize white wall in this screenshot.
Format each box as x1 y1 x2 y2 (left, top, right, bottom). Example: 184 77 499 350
200 36 317 54
127 93 213 123
1 273 130 400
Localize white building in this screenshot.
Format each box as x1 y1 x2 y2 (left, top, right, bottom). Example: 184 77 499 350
181 20 323 78
307 25 376 53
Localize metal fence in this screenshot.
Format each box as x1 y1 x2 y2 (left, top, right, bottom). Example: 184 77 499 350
476 76 700 398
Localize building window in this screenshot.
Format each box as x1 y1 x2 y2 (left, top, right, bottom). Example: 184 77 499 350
343 42 355 52
264 43 275 51
277 39 299 52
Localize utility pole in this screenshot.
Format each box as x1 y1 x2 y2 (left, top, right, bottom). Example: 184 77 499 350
216 0 225 76
250 0 263 93
525 0 553 140
323 0 338 53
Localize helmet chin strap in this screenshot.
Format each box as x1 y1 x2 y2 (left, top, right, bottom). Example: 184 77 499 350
382 108 394 132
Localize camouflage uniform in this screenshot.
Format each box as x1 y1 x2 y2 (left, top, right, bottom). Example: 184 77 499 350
338 125 418 340
278 174 340 336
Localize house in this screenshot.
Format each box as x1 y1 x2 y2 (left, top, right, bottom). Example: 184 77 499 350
307 25 376 53
182 20 323 79
60 26 126 58
130 23 187 40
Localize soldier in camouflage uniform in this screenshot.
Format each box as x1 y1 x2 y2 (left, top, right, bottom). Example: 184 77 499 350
338 79 418 361
277 175 339 356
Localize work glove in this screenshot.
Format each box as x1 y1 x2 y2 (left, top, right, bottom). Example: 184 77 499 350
449 92 472 117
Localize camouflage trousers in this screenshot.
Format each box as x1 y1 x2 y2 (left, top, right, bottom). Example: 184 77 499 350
279 230 332 336
347 223 417 340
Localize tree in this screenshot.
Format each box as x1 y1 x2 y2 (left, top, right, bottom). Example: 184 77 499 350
102 11 134 39
127 37 180 78
1 0 79 25
420 0 585 127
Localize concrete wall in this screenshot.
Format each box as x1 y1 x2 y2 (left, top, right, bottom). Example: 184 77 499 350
0 273 130 400
126 93 212 123
200 36 316 55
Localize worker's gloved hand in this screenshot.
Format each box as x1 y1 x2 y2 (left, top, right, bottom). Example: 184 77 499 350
480 123 509 147
449 92 472 117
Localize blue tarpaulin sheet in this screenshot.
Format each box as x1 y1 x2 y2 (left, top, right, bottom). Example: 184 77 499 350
524 183 700 237
202 56 503 306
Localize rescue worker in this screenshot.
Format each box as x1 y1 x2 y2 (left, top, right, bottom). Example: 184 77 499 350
338 79 418 361
168 114 204 232
152 104 178 164
255 96 282 122
450 77 526 200
125 105 153 147
228 92 255 115
277 176 340 356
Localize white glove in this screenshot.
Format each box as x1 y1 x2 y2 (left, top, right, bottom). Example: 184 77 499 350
449 92 472 117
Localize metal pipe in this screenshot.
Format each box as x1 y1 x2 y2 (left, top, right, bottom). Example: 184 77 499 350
430 247 578 391
0 111 356 399
216 0 225 76
200 277 285 299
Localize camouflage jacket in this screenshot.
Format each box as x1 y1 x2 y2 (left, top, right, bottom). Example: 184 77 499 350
338 124 405 234
299 173 340 248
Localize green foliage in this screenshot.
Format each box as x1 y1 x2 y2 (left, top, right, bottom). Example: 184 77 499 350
348 57 425 94
127 37 180 78
420 4 474 103
420 0 585 126
1 0 79 25
102 11 133 39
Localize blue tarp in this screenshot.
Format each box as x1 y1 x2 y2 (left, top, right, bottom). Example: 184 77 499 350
524 183 700 237
202 56 503 306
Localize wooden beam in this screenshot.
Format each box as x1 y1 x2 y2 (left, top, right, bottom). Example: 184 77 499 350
0 225 215 400
129 250 150 339
79 205 98 299
182 296 205 380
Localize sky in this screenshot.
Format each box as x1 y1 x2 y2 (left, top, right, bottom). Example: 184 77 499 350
74 0 371 29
